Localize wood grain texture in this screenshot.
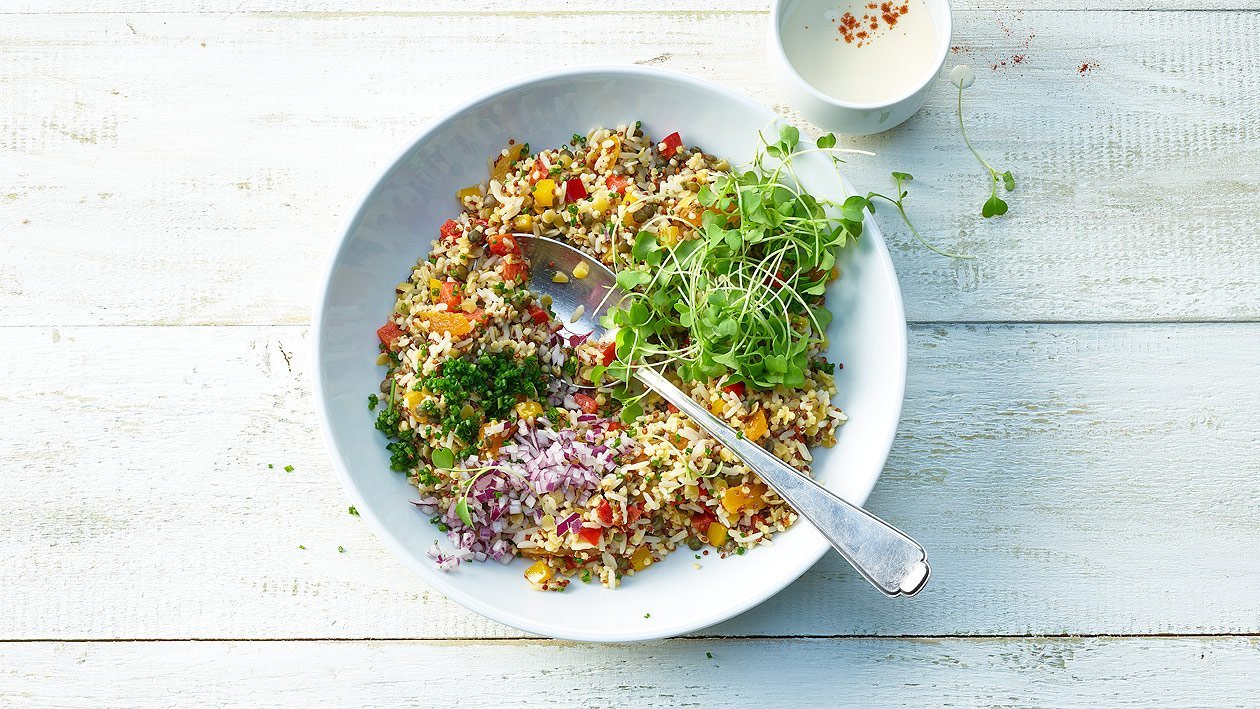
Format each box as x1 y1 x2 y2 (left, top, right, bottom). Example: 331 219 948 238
2 323 1256 640
2 10 1257 326
3 637 1259 708
4 2 1254 14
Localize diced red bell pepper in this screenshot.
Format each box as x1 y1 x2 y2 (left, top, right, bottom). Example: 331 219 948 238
527 304 550 325
487 233 520 256
595 499 614 526
439 219 461 242
501 260 528 283
598 340 617 366
574 392 599 415
606 421 624 432
469 308 487 325
564 178 588 201
577 526 602 546
722 381 746 397
690 511 716 534
659 131 682 158
376 322 404 351
625 504 642 526
438 280 462 309
605 174 630 195
667 402 679 414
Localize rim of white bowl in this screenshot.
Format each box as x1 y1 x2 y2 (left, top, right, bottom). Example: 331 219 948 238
311 64 908 642
768 0 953 111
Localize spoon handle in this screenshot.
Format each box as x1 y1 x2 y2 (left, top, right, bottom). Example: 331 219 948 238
634 368 930 597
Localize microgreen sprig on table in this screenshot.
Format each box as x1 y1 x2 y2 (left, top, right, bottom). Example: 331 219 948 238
951 65 1016 218
865 171 974 260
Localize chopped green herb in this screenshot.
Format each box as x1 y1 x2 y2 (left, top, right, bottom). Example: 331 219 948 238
706 651 714 659
580 569 592 583
337 545 346 553
267 464 273 469
298 545 306 550
643 612 651 619
283 465 294 473
367 393 379 411
348 506 359 516
735 547 746 556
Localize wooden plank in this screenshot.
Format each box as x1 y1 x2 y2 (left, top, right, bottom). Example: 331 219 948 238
2 10 1257 326
1 323 1256 640
2 2 1252 14
2 637 1259 707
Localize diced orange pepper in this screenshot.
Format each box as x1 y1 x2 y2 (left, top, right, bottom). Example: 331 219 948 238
416 311 473 338
721 481 768 514
743 410 768 441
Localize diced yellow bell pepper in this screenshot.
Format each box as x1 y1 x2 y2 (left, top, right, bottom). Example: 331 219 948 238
743 410 768 441
524 560 553 585
706 521 729 547
533 179 557 210
428 278 441 292
404 390 423 414
591 194 610 213
630 546 654 572
572 261 590 280
515 400 543 420
659 224 682 247
709 398 726 415
491 143 527 182
456 185 480 202
512 214 533 231
721 481 768 514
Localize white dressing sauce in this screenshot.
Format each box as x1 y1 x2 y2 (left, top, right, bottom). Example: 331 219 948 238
782 0 939 105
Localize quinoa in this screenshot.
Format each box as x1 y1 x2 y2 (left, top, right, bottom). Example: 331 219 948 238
371 123 848 589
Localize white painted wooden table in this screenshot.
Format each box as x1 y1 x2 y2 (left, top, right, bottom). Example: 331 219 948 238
2 1 1258 706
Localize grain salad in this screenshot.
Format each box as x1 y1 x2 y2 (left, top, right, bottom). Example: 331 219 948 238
371 123 849 590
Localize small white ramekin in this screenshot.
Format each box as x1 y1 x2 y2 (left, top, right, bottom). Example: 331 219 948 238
768 0 953 136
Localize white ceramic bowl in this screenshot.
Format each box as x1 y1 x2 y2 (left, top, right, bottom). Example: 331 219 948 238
313 66 907 642
769 0 952 135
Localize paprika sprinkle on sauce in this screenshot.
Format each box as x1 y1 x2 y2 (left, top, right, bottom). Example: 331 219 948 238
834 1 912 47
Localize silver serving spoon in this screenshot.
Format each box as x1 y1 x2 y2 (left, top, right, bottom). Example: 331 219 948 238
515 234 930 597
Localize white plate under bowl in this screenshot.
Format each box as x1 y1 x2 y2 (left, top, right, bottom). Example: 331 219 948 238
313 66 906 642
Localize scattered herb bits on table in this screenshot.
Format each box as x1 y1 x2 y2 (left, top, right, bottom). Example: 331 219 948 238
372 123 855 590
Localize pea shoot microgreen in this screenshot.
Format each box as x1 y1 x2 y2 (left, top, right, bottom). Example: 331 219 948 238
865 172 974 260
597 124 868 402
950 65 1016 218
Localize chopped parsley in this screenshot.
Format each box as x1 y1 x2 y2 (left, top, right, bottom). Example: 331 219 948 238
348 506 359 516
367 393 378 411
283 465 294 473
337 545 346 553
706 652 714 659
